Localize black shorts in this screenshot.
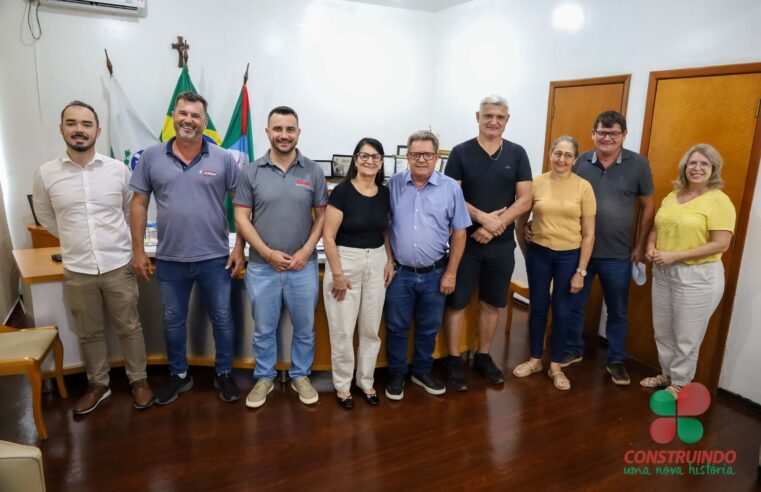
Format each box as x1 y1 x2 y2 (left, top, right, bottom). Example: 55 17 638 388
446 238 515 309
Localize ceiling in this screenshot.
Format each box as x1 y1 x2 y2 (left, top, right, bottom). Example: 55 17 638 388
341 0 473 13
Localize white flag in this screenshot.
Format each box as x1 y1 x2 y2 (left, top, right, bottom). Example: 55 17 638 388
106 75 158 171
106 75 159 221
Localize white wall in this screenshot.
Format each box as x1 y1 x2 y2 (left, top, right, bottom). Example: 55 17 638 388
0 0 435 249
1 0 759 402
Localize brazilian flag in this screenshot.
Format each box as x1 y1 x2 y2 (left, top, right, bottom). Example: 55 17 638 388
160 65 222 144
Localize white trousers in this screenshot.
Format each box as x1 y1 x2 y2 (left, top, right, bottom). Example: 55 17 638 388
651 261 724 386
323 245 388 392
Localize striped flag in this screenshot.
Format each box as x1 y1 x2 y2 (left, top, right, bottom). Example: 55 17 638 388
221 81 255 232
160 65 222 144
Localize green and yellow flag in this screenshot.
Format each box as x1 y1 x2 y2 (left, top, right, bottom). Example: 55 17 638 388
160 65 222 144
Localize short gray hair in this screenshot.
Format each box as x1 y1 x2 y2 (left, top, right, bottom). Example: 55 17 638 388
551 135 579 158
407 130 439 153
479 94 509 112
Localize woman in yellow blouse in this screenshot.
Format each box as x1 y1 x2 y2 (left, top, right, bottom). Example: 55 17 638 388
643 143 736 398
515 136 596 390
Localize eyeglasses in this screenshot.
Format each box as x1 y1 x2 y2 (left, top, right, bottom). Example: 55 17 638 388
594 130 623 139
686 160 712 169
551 150 576 161
408 152 437 161
355 152 383 163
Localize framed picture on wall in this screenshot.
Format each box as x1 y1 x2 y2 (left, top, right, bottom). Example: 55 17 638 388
331 154 353 178
438 156 448 173
383 155 395 178
315 159 332 178
394 144 409 173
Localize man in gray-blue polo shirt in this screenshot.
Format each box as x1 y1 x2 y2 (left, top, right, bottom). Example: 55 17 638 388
561 110 654 386
234 106 328 409
130 92 245 406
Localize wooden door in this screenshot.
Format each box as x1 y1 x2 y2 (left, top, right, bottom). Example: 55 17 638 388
543 75 631 335
542 75 631 171
631 63 761 388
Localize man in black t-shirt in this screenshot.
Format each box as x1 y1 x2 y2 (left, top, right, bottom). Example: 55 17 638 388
444 95 533 390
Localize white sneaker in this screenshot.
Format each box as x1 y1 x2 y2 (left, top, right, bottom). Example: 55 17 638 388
245 379 274 408
291 377 319 405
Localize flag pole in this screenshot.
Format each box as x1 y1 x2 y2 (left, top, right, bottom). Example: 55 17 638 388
104 49 113 76
243 62 250 86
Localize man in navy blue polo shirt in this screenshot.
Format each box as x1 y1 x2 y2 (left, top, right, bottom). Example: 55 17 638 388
443 95 532 390
560 110 654 386
130 92 245 405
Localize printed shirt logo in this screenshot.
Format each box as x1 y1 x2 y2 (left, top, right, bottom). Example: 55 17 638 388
649 382 711 444
200 170 217 177
295 179 312 188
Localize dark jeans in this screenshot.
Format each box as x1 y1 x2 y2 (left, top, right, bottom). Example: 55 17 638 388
565 257 631 364
525 243 580 363
384 267 445 376
155 257 235 375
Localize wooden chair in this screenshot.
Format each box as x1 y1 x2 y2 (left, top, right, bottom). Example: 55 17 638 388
0 440 46 492
0 325 68 440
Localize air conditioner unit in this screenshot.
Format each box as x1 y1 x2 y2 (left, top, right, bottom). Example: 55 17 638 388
39 0 146 17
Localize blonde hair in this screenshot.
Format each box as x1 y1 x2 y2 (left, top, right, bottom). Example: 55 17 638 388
673 143 724 190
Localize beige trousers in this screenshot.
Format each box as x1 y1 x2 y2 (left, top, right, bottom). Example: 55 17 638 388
651 261 724 386
323 246 387 392
63 263 148 386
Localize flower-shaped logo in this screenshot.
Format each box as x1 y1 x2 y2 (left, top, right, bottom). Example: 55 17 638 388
649 383 711 444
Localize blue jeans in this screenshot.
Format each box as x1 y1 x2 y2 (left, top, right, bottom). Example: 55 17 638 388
525 243 580 363
566 257 631 364
384 267 445 376
155 257 235 375
245 260 319 380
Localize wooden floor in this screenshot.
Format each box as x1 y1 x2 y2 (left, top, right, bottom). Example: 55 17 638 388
1 308 760 491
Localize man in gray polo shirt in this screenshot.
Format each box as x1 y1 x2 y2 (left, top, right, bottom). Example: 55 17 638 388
561 110 654 386
130 92 245 405
234 106 328 408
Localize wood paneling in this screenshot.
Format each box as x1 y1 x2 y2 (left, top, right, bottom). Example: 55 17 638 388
633 63 761 388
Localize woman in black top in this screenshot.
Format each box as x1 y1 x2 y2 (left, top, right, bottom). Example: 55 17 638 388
323 137 394 409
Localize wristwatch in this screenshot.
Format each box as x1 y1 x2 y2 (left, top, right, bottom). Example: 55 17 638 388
575 268 587 277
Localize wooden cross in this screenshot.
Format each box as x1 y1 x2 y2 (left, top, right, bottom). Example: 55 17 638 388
171 36 189 67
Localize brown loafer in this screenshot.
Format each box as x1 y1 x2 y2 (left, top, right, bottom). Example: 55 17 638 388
73 384 111 416
132 379 154 410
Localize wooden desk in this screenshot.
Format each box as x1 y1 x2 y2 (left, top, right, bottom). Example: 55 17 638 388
27 225 60 249
13 248 480 376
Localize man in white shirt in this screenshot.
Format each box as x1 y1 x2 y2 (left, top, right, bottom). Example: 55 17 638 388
33 101 153 415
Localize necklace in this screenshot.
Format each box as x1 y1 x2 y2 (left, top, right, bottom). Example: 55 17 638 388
478 137 503 161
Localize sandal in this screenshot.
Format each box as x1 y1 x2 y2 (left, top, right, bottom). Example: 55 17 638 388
665 385 682 399
513 360 543 378
548 369 571 391
640 374 671 388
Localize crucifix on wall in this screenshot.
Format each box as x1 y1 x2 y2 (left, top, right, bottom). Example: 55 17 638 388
172 36 189 67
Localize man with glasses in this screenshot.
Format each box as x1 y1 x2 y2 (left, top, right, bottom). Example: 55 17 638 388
234 106 328 408
384 130 471 400
443 95 533 390
560 110 654 386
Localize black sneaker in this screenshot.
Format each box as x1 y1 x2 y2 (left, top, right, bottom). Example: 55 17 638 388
559 352 583 368
155 374 194 405
607 363 631 386
411 372 446 395
473 352 504 384
447 355 469 391
385 373 406 401
214 372 240 402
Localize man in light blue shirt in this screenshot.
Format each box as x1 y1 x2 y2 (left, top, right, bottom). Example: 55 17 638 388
385 130 471 401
